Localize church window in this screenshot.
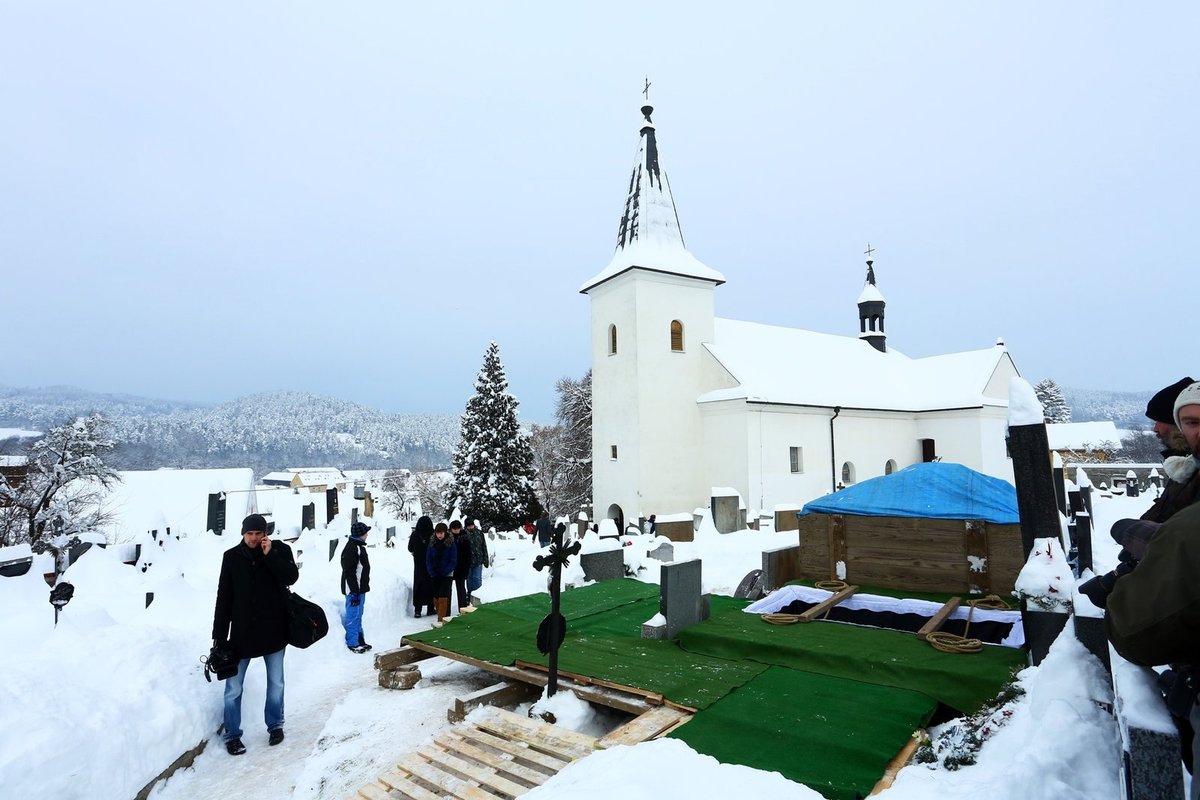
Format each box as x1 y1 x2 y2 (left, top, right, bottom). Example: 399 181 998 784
789 447 804 474
885 459 897 475
608 324 617 355
670 320 684 352
610 445 618 460
841 461 856 485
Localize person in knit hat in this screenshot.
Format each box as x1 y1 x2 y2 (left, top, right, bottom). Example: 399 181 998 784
341 521 372 653
1085 380 1200 603
1146 376 1194 457
212 513 298 755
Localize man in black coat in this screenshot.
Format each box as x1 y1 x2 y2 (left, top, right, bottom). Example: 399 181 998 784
341 521 372 653
212 513 299 756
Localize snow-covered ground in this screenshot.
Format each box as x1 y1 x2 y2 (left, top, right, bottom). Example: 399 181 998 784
0 483 1162 800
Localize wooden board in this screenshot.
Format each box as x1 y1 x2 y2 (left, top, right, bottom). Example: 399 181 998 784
799 584 858 622
915 597 962 641
355 706 595 800
451 681 542 723
400 638 655 715
596 705 691 748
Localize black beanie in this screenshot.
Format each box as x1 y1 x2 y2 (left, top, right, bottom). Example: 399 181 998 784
1146 377 1194 424
350 521 371 537
241 513 269 534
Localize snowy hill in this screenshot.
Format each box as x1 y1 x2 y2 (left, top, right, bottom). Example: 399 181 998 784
1061 386 1151 429
0 386 458 472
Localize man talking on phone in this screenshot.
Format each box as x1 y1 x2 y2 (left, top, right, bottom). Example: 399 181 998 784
212 513 298 755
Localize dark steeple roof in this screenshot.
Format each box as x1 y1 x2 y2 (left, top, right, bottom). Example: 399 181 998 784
580 100 725 293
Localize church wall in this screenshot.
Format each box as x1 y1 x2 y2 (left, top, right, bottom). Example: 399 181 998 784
698 400 750 517
631 273 716 518
588 276 643 524
745 405 839 514
826 410 924 487
588 270 718 524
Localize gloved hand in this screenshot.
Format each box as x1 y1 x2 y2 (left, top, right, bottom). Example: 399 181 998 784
1078 571 1119 609
348 593 361 607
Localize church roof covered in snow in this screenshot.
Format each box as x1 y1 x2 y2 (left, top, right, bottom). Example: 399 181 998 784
699 318 1014 411
580 102 724 293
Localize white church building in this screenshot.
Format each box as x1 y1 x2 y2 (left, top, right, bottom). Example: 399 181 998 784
581 101 1020 530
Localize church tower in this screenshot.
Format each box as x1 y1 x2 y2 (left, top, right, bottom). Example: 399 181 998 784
580 99 725 529
857 252 886 353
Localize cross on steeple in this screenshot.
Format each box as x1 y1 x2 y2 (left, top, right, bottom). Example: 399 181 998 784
864 243 875 261
643 77 652 101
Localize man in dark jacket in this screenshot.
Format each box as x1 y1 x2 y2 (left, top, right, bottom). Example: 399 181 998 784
341 521 372 653
212 513 299 756
535 511 554 548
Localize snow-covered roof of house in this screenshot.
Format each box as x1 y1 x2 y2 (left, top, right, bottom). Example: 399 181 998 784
580 103 725 294
0 455 28 467
288 469 345 486
699 318 1014 411
1045 421 1123 450
261 471 294 484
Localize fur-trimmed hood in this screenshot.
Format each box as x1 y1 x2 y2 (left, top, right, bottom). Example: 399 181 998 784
1163 454 1199 484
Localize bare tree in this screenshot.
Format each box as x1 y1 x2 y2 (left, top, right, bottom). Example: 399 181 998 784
553 371 592 517
529 423 567 516
1119 429 1167 464
0 414 121 553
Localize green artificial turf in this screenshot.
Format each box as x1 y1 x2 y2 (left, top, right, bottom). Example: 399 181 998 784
679 596 1025 714
405 579 1025 797
669 665 936 800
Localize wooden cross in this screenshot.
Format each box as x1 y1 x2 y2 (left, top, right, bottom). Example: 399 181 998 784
864 243 875 260
643 77 652 101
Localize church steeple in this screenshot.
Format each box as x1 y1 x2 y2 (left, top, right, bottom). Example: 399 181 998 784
857 246 887 352
614 102 686 251
580 94 724 294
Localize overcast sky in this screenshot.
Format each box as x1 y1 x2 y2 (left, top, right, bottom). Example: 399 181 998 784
2 3 1196 422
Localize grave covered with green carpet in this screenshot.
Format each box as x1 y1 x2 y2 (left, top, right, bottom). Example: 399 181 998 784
678 596 1026 714
403 579 1024 797
404 578 767 710
669 665 937 800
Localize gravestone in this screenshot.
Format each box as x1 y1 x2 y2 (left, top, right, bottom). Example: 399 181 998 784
301 503 315 532
1073 614 1111 673
325 488 338 524
580 550 624 583
329 539 339 562
1023 608 1069 666
733 569 765 600
661 559 708 639
711 495 740 534
762 543 802 591
386 526 395 547
647 542 674 563
1075 511 1093 574
206 492 226 535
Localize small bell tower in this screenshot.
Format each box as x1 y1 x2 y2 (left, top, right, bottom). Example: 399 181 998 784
857 245 886 353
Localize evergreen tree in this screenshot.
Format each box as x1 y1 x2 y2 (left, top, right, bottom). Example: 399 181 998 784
444 343 539 530
1034 379 1072 424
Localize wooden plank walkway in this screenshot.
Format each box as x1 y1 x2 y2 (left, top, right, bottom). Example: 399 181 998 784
355 704 692 799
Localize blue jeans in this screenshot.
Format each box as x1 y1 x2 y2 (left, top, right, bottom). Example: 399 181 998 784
223 647 285 740
467 564 483 593
344 593 365 647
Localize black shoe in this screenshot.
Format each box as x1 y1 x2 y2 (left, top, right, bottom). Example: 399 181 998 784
268 729 284 746
414 609 423 618
348 645 369 654
226 738 246 756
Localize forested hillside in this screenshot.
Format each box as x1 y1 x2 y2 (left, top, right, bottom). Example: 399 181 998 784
0 386 457 473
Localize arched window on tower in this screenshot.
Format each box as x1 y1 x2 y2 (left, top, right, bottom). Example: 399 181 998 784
670 320 684 352
608 324 617 355
885 459 897 475
841 461 856 485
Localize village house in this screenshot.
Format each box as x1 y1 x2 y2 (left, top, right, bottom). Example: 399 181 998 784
583 101 1021 531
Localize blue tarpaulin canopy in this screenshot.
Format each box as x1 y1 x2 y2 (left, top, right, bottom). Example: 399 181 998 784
800 462 1020 524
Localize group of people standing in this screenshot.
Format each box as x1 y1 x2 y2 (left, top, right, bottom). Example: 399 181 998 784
408 515 490 627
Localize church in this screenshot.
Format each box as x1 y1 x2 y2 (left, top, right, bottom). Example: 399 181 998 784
581 101 1020 531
